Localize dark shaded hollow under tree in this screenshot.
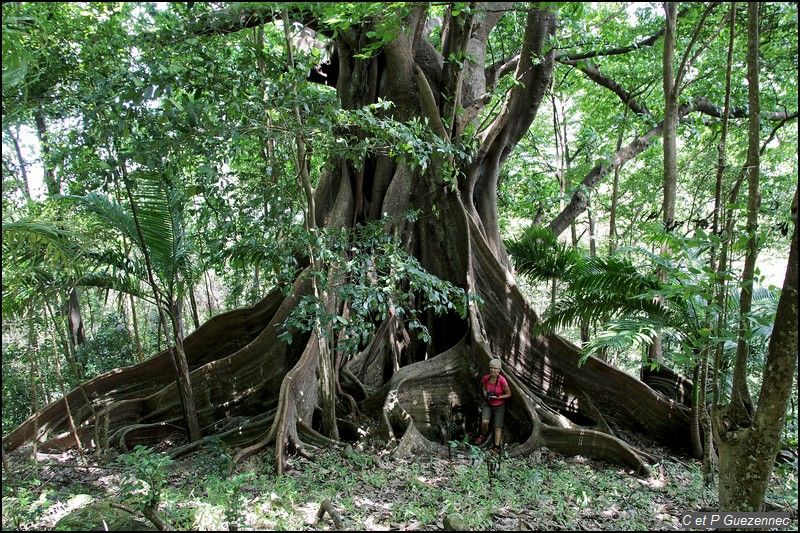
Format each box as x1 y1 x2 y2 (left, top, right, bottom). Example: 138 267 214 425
3 4 692 476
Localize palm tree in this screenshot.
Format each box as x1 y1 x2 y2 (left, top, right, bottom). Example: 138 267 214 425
62 165 202 442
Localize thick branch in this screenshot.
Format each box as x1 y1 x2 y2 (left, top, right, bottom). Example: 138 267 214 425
183 5 316 37
485 53 520 91
693 97 797 122
559 30 666 62
548 104 691 237
558 58 650 117
478 7 556 160
556 6 691 62
547 101 797 237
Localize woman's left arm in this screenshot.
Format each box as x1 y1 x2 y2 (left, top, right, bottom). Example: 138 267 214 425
501 380 512 399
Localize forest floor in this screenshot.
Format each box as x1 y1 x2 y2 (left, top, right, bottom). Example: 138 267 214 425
2 432 797 531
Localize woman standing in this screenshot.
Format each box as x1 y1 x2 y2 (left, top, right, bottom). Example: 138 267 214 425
476 358 512 451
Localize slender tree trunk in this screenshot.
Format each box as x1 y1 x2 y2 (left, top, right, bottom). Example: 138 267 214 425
67 288 86 350
45 307 87 463
25 322 41 468
26 322 52 406
204 270 214 319
167 299 202 442
649 1 679 369
608 110 628 255
157 313 163 353
717 190 797 512
129 294 145 363
251 264 261 305
5 125 32 200
34 109 59 196
189 287 201 331
703 2 737 485
730 0 761 424
713 4 791 513
120 163 201 443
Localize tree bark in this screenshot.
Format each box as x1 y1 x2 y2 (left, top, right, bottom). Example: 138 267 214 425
730 0 762 424
608 110 627 255
129 294 145 363
703 1 737 485
4 125 32 200
34 109 59 197
67 288 86 350
45 306 87 463
717 191 798 512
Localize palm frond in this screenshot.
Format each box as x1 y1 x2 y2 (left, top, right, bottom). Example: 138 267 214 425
2 219 80 266
57 193 139 245
129 170 179 287
77 272 153 303
580 315 667 363
568 255 661 299
506 225 581 281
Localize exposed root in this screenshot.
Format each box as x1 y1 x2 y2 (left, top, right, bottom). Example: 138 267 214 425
392 422 447 458
541 425 650 476
114 420 184 452
170 411 276 460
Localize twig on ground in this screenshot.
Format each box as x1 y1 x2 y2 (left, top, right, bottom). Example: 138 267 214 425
316 499 343 529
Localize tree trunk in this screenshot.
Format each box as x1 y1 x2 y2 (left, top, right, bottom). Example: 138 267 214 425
703 1 737 485
715 4 772 510
717 190 797 512
730 0 762 425
45 307 87 463
3 5 693 475
129 294 146 363
34 109 59 197
25 322 41 467
67 288 86 350
649 1 680 369
189 287 201 331
607 111 627 255
5 125 32 200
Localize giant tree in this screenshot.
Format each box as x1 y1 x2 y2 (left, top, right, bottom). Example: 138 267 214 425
5 2 740 475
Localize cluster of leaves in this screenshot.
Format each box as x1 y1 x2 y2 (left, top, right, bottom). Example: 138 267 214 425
278 220 472 355
331 100 469 174
507 225 780 373
116 445 174 513
320 3 411 59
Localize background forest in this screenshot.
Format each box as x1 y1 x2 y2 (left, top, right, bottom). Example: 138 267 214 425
2 1 798 530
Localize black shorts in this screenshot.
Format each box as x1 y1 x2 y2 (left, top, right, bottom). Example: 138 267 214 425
481 403 505 429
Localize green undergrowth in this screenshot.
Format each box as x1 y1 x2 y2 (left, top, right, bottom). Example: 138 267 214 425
2 443 797 531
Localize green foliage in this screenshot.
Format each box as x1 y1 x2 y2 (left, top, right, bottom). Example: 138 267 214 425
204 472 255 530
508 224 781 372
117 445 173 513
278 222 472 353
1 218 82 320
1 476 54 531
73 315 136 381
1 343 34 435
